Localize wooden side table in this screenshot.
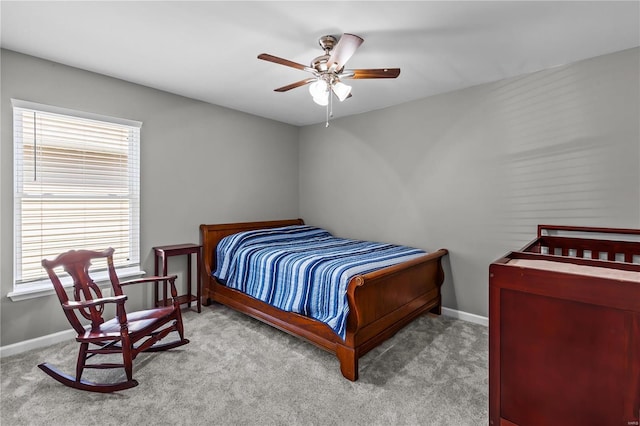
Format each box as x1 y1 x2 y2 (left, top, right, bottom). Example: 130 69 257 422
153 243 202 313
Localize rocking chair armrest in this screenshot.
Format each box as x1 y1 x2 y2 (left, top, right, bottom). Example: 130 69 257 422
62 295 128 310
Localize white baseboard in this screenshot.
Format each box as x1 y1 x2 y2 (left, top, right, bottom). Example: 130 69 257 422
1 287 112 358
442 307 488 327
2 305 488 358
0 328 76 358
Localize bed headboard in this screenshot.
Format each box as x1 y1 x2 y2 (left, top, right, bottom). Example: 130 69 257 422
199 218 305 277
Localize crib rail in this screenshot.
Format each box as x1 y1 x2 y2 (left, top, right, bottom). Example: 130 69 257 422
518 225 640 265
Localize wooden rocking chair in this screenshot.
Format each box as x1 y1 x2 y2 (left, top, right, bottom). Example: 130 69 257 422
39 247 189 392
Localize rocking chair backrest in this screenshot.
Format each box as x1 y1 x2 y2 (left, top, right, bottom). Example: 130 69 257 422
42 248 121 335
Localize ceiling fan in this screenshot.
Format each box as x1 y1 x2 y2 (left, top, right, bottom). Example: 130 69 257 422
258 33 400 107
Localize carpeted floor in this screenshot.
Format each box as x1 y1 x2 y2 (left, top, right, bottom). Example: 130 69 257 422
1 304 488 425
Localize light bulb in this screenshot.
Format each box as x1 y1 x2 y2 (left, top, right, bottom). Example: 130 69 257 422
312 92 329 106
309 79 328 98
332 81 352 102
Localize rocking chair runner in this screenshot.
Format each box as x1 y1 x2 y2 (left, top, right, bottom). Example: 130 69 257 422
39 247 189 392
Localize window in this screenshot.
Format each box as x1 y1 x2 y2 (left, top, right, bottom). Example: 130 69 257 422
11 99 141 298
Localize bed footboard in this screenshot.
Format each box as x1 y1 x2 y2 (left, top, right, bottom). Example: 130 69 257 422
337 249 448 380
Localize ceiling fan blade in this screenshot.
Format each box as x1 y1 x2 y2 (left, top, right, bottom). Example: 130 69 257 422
258 53 316 73
274 78 316 92
327 33 364 71
343 68 401 79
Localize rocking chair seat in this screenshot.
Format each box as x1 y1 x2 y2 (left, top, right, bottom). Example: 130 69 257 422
78 306 177 341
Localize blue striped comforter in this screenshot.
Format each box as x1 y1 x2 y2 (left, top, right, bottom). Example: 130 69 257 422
213 225 426 339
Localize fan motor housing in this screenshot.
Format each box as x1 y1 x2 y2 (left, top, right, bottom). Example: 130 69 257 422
311 54 330 72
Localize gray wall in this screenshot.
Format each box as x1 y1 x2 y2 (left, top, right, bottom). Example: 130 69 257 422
299 47 640 318
2 47 638 347
0 49 300 346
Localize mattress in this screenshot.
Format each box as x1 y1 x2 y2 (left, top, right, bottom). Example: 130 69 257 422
213 225 427 339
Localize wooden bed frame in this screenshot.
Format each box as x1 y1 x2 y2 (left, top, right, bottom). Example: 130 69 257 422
200 219 448 381
489 225 640 426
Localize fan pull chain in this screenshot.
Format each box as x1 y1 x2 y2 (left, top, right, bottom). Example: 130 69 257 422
330 91 334 117
325 90 334 128
325 95 330 128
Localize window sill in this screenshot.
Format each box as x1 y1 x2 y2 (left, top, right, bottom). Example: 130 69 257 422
7 267 145 302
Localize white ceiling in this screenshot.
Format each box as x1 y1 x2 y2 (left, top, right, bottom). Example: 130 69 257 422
1 1 639 126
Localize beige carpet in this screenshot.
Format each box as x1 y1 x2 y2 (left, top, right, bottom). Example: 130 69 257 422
1 304 488 425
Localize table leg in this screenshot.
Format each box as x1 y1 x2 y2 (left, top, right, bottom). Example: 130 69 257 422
187 254 192 308
154 253 160 307
197 248 202 313
162 254 168 306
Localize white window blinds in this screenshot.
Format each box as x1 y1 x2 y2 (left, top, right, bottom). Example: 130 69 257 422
13 100 141 287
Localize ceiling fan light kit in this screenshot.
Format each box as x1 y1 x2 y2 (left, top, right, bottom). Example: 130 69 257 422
258 33 400 125
308 76 351 105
